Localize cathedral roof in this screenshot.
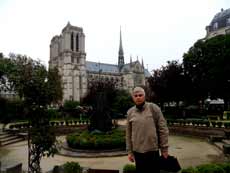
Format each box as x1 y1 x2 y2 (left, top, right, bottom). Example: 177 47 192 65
144 69 151 77
86 61 151 77
86 61 120 73
208 8 230 32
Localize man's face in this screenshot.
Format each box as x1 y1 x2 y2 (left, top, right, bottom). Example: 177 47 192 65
132 91 145 105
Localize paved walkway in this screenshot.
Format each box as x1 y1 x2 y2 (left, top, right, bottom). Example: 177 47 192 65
0 134 224 173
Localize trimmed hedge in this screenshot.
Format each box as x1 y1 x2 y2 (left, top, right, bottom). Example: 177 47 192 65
63 162 82 173
181 163 230 173
123 164 136 173
66 129 125 150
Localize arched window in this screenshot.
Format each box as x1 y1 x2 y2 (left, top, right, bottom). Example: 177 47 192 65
71 32 74 51
76 34 79 52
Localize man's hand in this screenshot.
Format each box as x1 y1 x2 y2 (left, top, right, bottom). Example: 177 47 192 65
128 153 135 162
161 150 169 159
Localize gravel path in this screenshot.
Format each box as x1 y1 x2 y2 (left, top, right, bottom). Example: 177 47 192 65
0 134 223 172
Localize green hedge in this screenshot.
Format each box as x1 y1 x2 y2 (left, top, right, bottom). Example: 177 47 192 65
123 164 136 173
63 162 82 173
66 129 125 150
181 163 230 173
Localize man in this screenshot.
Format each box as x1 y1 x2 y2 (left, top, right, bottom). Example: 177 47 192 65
126 87 169 173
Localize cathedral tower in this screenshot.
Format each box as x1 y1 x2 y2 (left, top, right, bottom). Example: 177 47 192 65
49 22 87 102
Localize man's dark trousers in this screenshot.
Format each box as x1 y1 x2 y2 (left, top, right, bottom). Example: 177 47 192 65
133 150 160 173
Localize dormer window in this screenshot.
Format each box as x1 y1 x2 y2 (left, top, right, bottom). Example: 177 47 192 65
226 18 230 26
213 22 218 30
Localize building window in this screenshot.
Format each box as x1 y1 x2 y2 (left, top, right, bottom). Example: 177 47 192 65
76 34 79 52
227 18 230 26
71 32 74 51
213 22 218 30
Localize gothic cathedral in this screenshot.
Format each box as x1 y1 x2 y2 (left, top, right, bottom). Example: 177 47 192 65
49 22 150 102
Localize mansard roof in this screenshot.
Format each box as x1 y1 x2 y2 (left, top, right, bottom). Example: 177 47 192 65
208 8 230 32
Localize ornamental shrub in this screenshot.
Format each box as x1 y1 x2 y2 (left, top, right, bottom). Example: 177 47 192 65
66 129 125 150
63 162 82 173
123 164 136 173
196 164 225 173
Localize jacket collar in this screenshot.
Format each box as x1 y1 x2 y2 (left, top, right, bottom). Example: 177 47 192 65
135 102 146 111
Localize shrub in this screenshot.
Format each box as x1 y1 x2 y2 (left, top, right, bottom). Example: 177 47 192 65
52 165 61 173
66 129 125 150
181 162 230 173
196 164 225 173
221 163 230 173
63 100 80 110
123 164 136 173
47 109 61 120
224 122 230 128
63 162 82 173
181 167 197 173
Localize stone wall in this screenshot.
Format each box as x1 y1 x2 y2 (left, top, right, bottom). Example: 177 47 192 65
169 126 225 138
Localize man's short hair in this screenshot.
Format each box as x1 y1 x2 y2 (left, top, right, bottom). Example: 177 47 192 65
132 87 145 96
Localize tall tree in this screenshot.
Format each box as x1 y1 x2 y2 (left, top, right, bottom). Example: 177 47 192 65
4 54 62 173
83 80 117 132
148 60 190 107
183 35 230 109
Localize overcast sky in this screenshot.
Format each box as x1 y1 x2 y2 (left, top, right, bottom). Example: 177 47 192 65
0 0 229 72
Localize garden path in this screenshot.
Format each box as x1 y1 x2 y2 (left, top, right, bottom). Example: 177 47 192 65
0 134 224 172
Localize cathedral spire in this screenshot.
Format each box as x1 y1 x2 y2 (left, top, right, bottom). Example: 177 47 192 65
118 26 124 70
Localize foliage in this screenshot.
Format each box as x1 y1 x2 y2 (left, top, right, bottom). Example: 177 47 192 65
123 164 136 173
0 53 63 173
183 35 230 109
47 67 63 104
63 162 82 173
0 98 25 123
63 100 80 110
196 164 225 173
0 53 15 92
181 167 197 173
66 129 125 150
111 89 133 117
148 60 191 106
83 80 117 132
181 163 230 173
47 108 62 120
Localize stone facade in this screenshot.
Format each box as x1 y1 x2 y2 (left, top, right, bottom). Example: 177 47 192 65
49 22 150 102
206 8 230 39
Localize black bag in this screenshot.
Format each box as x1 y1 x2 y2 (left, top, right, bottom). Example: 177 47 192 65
159 155 181 173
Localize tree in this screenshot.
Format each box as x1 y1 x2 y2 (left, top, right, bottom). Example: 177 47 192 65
83 80 117 132
47 67 63 104
183 35 230 109
0 53 15 93
148 60 190 107
3 54 62 173
111 89 134 117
